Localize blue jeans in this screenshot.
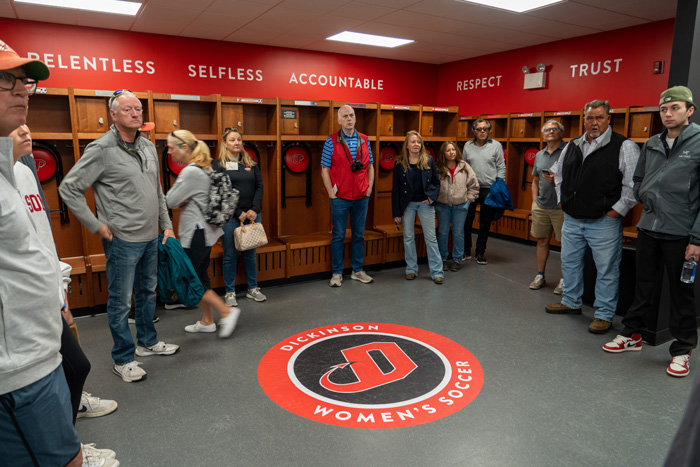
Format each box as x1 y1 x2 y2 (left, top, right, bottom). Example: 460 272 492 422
102 236 159 365
435 201 469 261
221 213 261 291
330 196 369 275
560 213 623 322
0 366 81 466
402 201 443 279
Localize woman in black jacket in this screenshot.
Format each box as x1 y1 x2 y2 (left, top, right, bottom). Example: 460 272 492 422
213 127 266 306
392 130 444 284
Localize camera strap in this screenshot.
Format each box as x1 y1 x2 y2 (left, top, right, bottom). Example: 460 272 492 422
337 130 364 169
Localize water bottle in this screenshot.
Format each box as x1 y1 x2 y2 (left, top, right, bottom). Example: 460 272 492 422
681 257 697 284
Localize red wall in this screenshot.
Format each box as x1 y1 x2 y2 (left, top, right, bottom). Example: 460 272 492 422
0 18 437 104
0 18 675 114
437 19 675 115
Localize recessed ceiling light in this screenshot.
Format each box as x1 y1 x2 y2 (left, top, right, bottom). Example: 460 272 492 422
455 0 565 14
15 0 142 16
326 31 414 48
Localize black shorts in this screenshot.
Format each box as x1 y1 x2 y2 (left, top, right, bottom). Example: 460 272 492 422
184 228 212 291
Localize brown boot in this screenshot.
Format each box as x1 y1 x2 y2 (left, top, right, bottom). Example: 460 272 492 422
588 318 612 334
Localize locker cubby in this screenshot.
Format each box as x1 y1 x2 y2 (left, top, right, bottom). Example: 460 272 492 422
543 110 582 139
421 106 458 140
280 100 331 139
221 97 277 139
509 113 543 141
28 91 72 137
332 102 378 137
379 104 420 140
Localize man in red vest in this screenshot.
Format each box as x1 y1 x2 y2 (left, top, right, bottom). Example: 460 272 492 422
321 105 375 287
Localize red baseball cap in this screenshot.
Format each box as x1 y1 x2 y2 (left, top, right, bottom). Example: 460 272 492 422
0 38 50 80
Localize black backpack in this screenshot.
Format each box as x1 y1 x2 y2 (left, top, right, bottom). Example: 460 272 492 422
198 166 239 227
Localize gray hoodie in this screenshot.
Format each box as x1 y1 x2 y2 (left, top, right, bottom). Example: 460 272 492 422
0 137 63 394
59 126 172 242
634 123 700 244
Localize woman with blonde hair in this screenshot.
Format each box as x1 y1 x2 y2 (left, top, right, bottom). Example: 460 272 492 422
165 129 240 337
435 141 479 271
213 127 266 306
391 131 444 284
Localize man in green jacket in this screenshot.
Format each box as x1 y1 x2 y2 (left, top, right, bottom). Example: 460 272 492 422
603 86 700 378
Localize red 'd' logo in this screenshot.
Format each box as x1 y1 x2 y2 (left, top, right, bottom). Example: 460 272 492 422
258 323 484 429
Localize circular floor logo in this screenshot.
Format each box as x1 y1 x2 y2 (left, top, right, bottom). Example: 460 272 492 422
258 323 483 429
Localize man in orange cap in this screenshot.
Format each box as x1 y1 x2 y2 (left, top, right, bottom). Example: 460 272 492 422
0 38 89 467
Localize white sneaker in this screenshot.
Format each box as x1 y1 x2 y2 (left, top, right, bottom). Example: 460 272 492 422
83 454 120 467
77 392 118 418
224 292 238 306
184 321 216 333
351 271 374 284
219 307 241 339
329 274 342 287
246 287 267 302
668 354 691 378
554 278 564 295
135 341 180 357
112 361 146 383
82 443 116 460
529 274 546 290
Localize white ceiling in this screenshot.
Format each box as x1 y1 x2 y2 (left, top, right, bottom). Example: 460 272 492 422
0 0 678 64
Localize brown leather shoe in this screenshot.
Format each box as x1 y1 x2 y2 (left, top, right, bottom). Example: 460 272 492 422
588 318 612 334
405 273 416 280
434 277 443 284
545 303 582 315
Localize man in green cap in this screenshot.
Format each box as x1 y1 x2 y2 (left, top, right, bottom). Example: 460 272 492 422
603 85 700 378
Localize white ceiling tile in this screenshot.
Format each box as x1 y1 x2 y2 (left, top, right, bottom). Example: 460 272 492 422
406 0 512 23
327 2 395 20
0 0 16 17
516 21 599 39
596 17 650 31
279 0 350 13
603 0 677 20
354 0 423 7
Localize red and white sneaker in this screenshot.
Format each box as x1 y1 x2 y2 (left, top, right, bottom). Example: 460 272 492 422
667 353 691 378
602 334 642 353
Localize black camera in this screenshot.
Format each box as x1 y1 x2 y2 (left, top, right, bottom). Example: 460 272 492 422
350 161 364 172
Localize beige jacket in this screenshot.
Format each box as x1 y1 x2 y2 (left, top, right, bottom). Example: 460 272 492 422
437 160 480 206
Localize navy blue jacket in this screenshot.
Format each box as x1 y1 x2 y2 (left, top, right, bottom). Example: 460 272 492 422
484 177 514 221
391 157 440 218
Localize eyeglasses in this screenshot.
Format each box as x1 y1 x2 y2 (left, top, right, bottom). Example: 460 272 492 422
543 127 561 133
474 127 490 132
0 71 38 95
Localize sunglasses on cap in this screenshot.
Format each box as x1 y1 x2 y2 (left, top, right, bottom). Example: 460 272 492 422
108 89 132 107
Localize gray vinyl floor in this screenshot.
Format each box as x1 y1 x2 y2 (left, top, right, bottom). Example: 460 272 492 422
74 237 693 467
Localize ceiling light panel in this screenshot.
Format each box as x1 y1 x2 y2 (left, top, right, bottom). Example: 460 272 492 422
15 0 142 16
455 0 565 14
326 31 414 48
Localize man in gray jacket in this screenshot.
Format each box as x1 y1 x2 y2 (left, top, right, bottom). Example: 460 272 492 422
60 90 178 383
603 86 700 378
462 119 506 265
0 39 86 466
